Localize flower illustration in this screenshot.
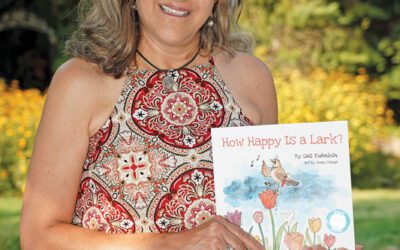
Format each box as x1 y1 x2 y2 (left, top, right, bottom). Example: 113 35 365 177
120 219 134 229
258 189 279 250
224 210 242 227
191 170 204 185
258 189 278 209
323 234 336 249
183 134 196 147
133 109 148 120
156 217 170 229
195 210 212 225
308 218 322 246
284 232 304 250
210 100 223 111
308 218 322 233
253 211 264 224
253 211 265 247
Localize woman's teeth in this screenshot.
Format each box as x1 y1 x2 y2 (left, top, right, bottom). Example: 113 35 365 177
160 5 189 17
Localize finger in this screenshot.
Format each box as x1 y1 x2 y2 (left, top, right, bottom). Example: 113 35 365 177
220 226 247 250
215 216 264 250
201 217 245 250
215 239 229 250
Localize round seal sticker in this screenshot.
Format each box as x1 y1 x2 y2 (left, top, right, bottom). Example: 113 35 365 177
326 209 350 233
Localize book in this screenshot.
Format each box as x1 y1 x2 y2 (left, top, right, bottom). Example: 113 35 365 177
211 121 355 250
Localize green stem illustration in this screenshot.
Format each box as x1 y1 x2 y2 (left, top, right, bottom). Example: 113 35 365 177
268 209 276 250
258 223 266 248
313 232 316 246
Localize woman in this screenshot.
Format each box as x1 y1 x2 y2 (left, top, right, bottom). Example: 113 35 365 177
20 0 277 249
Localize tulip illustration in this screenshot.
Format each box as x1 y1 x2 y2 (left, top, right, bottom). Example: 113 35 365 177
259 190 279 250
224 210 242 227
284 232 304 250
259 189 278 209
308 218 322 246
253 211 264 224
253 211 265 247
323 234 336 249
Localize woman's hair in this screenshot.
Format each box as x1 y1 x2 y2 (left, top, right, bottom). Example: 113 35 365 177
65 0 253 78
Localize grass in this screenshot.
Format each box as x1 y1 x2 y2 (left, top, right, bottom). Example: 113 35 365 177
353 189 400 250
0 196 22 250
0 190 399 250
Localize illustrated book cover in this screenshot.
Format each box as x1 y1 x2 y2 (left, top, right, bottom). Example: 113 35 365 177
211 121 355 250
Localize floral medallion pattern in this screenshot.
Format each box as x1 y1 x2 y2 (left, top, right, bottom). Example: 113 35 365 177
131 68 225 149
154 168 215 232
72 59 254 233
73 178 136 233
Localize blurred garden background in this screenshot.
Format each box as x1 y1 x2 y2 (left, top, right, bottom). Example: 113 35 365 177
0 0 399 249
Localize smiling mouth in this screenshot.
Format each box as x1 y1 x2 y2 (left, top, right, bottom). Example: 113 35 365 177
159 4 190 17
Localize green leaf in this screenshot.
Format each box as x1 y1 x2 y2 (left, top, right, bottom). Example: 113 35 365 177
291 221 298 233
275 221 288 250
306 228 313 246
248 225 254 234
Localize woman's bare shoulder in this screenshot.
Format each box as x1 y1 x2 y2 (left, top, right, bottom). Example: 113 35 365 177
231 52 272 79
38 58 111 144
49 58 106 114
216 51 278 124
52 58 104 93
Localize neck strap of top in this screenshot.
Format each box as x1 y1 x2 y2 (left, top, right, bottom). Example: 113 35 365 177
136 48 201 72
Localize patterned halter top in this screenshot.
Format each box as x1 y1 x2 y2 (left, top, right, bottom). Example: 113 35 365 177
72 57 254 233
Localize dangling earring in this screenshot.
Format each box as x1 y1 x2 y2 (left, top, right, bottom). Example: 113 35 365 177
207 16 215 27
132 0 138 11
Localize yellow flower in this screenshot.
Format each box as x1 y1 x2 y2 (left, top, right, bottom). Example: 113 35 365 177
308 218 322 233
6 129 15 137
24 130 33 138
19 138 27 149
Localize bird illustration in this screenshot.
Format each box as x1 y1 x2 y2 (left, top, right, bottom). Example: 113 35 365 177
261 158 300 187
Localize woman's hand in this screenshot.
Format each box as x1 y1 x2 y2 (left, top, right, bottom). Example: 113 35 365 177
175 215 264 250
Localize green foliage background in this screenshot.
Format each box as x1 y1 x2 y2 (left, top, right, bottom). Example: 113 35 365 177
238 0 400 188
241 0 400 99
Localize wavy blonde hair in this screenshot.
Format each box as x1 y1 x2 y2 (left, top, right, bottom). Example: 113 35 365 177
66 0 253 78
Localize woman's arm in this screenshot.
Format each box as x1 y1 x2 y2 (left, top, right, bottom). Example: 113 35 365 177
20 59 262 250
19 59 156 249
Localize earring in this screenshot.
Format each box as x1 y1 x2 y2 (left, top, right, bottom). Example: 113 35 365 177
207 17 214 27
132 0 137 11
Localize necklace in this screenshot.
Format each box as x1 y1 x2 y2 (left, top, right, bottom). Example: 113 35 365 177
136 48 200 89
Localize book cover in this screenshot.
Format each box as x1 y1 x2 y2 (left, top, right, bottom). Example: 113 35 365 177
211 121 355 250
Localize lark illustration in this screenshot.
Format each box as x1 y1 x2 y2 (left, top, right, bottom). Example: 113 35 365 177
262 158 300 187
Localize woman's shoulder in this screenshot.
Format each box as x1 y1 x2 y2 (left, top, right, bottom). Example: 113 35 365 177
52 58 105 90
46 58 110 128
214 50 278 124
215 50 271 73
50 58 114 105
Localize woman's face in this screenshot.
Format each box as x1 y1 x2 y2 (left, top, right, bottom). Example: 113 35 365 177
137 0 215 47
